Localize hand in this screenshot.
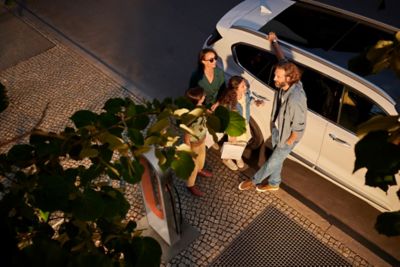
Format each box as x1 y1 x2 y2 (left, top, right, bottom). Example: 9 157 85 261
229 136 237 143
210 102 219 112
255 99 264 107
267 32 278 43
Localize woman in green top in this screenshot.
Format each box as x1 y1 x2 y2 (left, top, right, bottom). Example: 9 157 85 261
189 48 226 111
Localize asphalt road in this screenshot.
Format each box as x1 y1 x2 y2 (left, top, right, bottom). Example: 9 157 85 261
26 0 242 99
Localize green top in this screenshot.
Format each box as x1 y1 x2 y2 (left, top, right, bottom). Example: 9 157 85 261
189 67 226 106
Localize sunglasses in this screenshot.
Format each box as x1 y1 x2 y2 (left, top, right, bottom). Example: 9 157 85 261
203 56 218 63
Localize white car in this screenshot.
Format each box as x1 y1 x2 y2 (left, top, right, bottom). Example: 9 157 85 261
204 0 400 211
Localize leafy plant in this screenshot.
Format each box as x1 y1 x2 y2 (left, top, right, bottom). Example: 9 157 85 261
0 96 245 266
0 82 9 112
349 31 400 78
355 116 400 236
350 30 400 237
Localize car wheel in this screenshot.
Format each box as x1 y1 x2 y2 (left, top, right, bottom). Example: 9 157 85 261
247 117 263 150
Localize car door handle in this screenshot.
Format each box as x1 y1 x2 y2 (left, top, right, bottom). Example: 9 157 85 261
252 91 269 101
329 133 351 147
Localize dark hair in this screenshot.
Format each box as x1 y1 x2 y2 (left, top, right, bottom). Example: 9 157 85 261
275 61 302 86
185 87 204 105
218 76 245 110
197 48 218 71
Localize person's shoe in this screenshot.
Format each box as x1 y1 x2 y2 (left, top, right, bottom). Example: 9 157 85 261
211 143 220 150
238 179 256 191
236 158 245 169
187 185 204 197
198 169 213 178
223 159 238 171
256 184 280 192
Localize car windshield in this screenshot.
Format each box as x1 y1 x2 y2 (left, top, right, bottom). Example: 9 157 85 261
259 2 400 104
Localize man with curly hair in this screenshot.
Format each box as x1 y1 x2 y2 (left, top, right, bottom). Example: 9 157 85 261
238 32 307 192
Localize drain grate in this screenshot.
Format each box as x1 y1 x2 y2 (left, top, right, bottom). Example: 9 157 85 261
210 206 350 267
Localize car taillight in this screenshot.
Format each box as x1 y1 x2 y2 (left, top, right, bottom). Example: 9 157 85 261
206 29 222 46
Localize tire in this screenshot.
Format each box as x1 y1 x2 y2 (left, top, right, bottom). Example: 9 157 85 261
247 117 263 150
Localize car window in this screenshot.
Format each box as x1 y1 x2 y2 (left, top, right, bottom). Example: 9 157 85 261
338 89 386 132
300 68 342 122
259 2 393 53
258 2 400 103
299 63 386 133
234 44 277 85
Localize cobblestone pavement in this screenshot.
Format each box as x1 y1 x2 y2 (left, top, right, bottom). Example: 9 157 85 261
0 15 377 267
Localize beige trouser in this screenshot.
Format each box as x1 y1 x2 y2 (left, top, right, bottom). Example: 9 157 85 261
186 140 206 187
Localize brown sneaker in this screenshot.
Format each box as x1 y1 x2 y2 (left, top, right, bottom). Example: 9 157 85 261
256 184 279 192
187 185 204 197
238 179 255 191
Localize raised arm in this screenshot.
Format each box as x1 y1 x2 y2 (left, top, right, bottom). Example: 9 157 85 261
267 32 285 61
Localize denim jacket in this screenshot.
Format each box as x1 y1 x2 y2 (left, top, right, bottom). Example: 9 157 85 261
271 81 307 147
236 89 253 122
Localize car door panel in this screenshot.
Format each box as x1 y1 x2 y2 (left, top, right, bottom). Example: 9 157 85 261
317 123 396 211
293 111 327 167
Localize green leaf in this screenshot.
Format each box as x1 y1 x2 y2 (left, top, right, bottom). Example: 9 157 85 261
144 136 162 146
129 159 144 184
23 238 69 267
128 128 144 146
366 40 393 62
348 52 372 76
174 96 193 109
126 102 138 117
180 113 198 126
98 112 119 128
375 211 400 236
101 187 130 219
354 131 400 191
371 57 391 74
98 132 128 150
171 151 194 180
214 106 230 131
127 114 150 130
364 171 396 192
391 44 400 78
103 98 125 114
38 210 50 222
206 114 222 133
71 251 114 267
79 147 99 158
72 188 104 221
356 115 400 138
0 82 9 112
79 164 105 186
128 237 162 267
395 31 400 42
70 110 98 128
34 173 74 212
30 132 63 159
225 111 246 137
7 144 35 168
147 117 169 134
125 220 137 233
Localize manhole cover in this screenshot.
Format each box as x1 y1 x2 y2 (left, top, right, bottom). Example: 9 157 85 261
210 206 350 266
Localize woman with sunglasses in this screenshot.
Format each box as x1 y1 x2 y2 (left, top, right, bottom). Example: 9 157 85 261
189 48 226 111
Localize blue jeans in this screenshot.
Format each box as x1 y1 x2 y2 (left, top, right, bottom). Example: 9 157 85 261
252 128 296 186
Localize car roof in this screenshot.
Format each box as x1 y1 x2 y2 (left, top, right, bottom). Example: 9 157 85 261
219 0 400 106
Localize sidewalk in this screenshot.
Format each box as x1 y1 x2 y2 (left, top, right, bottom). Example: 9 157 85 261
0 10 395 266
